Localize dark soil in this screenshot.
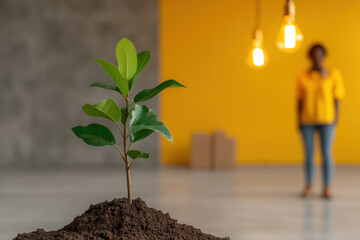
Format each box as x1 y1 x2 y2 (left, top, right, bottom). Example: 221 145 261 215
14 198 229 240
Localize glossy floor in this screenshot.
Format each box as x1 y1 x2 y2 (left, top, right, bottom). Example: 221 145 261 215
1 166 359 240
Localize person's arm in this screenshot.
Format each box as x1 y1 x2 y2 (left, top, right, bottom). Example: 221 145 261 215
332 69 344 126
297 100 302 130
296 73 303 130
334 100 339 125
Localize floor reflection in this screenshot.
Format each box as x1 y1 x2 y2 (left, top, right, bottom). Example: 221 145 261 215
322 201 332 240
303 199 332 240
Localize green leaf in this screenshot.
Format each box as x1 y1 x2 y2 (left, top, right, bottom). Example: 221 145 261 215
128 150 150 160
136 51 151 74
94 58 129 96
131 129 154 142
129 105 156 142
130 105 157 125
72 124 116 147
130 105 172 143
119 102 139 128
120 108 126 125
90 82 121 94
128 102 136 113
134 80 186 103
116 38 137 81
129 51 151 90
82 99 121 123
131 120 172 143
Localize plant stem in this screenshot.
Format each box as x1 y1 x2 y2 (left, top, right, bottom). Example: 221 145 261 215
116 122 124 138
128 141 133 152
123 98 132 204
115 145 126 162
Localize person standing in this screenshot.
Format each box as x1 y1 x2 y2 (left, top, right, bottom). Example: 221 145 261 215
296 43 345 199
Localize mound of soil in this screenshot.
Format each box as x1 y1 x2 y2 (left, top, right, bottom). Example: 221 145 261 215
14 198 229 240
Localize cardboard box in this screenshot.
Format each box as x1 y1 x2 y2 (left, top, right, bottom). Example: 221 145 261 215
191 132 211 168
212 130 237 168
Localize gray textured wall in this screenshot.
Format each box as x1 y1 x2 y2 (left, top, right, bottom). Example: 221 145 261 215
0 0 159 167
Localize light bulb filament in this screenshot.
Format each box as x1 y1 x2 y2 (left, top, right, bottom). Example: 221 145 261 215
284 24 296 49
252 48 265 67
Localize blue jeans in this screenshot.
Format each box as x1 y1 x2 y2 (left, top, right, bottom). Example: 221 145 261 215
300 124 335 187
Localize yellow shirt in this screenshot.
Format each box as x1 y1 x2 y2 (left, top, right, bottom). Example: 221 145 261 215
296 69 345 124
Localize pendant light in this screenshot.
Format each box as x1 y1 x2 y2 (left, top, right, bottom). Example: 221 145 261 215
247 0 267 68
276 0 303 52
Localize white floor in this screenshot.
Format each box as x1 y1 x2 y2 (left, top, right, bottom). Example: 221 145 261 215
1 166 360 240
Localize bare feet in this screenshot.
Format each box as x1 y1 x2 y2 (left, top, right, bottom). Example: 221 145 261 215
322 187 333 199
301 185 312 198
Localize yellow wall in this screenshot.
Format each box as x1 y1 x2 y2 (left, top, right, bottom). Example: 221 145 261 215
159 0 360 165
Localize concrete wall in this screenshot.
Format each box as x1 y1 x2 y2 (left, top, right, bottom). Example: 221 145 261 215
0 0 160 167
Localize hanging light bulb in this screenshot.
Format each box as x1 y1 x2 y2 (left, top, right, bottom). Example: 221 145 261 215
247 29 267 68
277 0 303 52
247 0 267 69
